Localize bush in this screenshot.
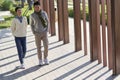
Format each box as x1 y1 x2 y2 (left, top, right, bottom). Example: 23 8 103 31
0 0 13 11
68 7 107 24
10 6 16 15
68 8 74 18
68 8 89 21
0 16 14 29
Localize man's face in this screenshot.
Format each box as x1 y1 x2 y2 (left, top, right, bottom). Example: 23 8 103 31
16 9 22 16
34 5 41 12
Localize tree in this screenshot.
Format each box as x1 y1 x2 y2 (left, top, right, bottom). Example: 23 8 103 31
0 0 13 11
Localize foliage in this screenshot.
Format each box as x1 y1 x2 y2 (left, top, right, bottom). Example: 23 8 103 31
0 5 34 29
10 5 33 16
0 16 14 29
22 6 34 24
68 7 89 21
68 5 107 24
0 0 13 11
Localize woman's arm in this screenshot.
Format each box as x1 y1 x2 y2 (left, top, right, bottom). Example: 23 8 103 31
10 19 16 35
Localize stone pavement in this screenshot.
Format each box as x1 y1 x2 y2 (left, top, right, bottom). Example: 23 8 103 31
0 18 119 80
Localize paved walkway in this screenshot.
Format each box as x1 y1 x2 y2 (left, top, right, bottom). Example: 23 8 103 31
0 18 119 80
0 11 12 23
0 11 12 17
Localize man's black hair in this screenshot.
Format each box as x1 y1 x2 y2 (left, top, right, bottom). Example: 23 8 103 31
15 6 21 12
34 1 41 6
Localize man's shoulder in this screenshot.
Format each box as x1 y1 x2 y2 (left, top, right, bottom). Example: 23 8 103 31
30 13 37 19
41 10 48 17
41 10 47 14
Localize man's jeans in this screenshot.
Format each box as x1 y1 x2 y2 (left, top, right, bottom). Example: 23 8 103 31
15 37 26 64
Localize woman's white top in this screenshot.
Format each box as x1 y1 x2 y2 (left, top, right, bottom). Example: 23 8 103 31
11 17 27 37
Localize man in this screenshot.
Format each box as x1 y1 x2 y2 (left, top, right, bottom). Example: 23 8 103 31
21 0 25 8
27 0 33 10
11 7 28 69
30 1 49 66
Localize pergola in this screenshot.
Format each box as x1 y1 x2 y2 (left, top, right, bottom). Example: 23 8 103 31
38 0 120 75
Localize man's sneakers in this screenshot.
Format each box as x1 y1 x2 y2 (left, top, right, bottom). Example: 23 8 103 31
39 59 44 66
16 64 25 69
44 58 49 65
39 58 49 66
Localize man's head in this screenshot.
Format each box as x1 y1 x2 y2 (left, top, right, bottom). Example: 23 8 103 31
15 7 22 16
34 1 41 12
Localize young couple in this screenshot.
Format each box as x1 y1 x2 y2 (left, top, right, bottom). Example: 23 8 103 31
11 1 49 69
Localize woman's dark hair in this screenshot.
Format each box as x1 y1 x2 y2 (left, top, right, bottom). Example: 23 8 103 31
15 6 21 12
34 1 41 6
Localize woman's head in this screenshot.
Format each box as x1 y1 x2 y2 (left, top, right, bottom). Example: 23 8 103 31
15 7 22 16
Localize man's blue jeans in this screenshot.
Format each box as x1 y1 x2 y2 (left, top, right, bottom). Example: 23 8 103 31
15 37 26 64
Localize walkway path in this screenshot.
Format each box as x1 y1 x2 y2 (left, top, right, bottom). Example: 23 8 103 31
0 18 118 80
0 11 12 17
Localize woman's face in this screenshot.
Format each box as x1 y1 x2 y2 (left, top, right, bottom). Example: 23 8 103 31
16 9 22 16
34 5 41 12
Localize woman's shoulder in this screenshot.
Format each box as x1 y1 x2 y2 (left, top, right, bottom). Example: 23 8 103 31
12 18 17 22
22 16 27 20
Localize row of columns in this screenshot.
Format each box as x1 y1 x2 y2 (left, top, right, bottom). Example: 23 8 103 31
39 0 120 75
88 0 114 74
89 0 120 75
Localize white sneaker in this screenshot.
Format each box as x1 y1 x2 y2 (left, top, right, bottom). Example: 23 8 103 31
44 58 49 65
39 59 43 66
16 64 25 69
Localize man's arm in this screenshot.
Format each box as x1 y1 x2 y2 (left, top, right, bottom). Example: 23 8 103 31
44 12 50 32
30 15 35 34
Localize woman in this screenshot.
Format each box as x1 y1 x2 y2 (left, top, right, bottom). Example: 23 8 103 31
11 7 28 69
